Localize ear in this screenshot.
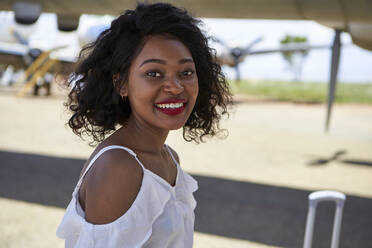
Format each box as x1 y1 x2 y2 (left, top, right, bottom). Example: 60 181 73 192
113 73 128 97
119 83 128 97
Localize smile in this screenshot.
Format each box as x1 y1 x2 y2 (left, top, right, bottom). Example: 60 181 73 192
154 101 187 115
155 103 184 109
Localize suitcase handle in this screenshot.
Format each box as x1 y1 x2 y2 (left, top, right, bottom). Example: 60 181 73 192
303 191 346 248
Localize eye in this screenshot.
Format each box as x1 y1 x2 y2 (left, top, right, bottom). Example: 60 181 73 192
146 71 162 78
181 70 194 77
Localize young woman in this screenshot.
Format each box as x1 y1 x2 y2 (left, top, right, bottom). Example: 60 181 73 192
57 3 231 247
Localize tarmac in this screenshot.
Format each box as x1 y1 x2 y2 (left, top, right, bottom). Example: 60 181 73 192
0 85 371 248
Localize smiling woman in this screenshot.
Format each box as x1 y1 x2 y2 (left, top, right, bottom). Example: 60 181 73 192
57 2 231 248
123 36 199 131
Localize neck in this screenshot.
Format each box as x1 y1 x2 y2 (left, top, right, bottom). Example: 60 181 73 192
119 115 169 154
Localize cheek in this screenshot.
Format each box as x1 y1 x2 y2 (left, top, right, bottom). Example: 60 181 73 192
129 79 158 100
189 79 199 102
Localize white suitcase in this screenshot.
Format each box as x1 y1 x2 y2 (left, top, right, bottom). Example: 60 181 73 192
303 191 346 248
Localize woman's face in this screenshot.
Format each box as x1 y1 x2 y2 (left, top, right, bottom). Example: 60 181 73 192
123 35 199 131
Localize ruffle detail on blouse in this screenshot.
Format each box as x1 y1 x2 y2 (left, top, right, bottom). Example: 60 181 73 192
56 172 171 248
182 171 198 193
176 171 198 210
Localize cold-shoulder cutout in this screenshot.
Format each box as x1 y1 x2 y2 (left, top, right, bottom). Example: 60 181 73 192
82 149 143 224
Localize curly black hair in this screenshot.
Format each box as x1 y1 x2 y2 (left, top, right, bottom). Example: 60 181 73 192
66 2 232 145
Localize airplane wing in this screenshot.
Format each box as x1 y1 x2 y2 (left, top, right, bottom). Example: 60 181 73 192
0 41 27 56
0 0 371 51
0 41 77 64
248 44 331 55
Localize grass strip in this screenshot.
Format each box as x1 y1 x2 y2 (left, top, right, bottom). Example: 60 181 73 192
229 80 372 104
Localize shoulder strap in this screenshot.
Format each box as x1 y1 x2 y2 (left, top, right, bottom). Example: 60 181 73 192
164 144 179 167
75 145 145 190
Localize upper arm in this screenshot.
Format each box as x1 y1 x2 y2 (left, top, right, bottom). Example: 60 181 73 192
84 150 143 224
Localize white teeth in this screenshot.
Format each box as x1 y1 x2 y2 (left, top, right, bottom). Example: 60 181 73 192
155 103 184 109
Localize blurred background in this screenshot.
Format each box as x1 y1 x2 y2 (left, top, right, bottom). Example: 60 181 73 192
0 1 371 247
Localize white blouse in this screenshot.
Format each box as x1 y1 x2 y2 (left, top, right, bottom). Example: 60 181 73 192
56 145 198 248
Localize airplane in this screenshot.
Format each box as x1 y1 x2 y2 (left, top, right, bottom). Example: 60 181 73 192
0 0 371 131
0 8 110 95
211 36 331 82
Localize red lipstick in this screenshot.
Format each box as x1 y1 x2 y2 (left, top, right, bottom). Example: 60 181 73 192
154 98 187 116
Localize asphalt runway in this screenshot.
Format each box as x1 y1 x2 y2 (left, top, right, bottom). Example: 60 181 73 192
0 87 371 248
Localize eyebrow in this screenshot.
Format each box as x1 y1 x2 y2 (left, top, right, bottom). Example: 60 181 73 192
139 58 194 67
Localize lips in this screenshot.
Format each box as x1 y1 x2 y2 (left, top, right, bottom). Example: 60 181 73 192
154 98 187 116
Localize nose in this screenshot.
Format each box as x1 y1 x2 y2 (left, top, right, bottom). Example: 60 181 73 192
163 78 184 95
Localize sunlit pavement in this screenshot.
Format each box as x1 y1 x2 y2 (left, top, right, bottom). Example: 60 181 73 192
0 90 371 247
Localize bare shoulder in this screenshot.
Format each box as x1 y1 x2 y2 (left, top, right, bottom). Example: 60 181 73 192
167 145 180 164
83 148 143 224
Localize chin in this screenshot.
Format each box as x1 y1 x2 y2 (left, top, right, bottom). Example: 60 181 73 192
154 109 192 131
162 121 186 131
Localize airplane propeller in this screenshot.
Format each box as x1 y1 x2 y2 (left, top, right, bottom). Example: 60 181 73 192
215 36 264 81
9 28 43 66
